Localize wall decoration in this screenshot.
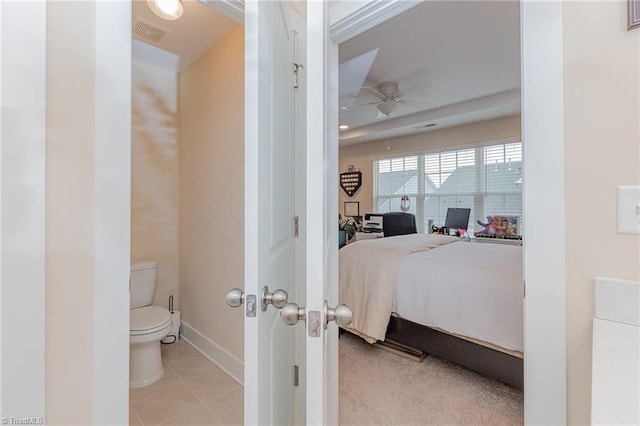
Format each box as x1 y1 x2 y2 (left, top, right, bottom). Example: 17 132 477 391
629 0 640 30
344 201 360 217
475 215 522 240
340 166 362 197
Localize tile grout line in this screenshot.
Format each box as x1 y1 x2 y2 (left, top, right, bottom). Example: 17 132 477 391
162 361 185 384
156 357 208 425
157 345 219 424
132 342 243 425
130 365 191 425
196 384 242 408
201 400 227 425
164 345 241 406
130 378 184 406
157 401 207 426
132 406 144 426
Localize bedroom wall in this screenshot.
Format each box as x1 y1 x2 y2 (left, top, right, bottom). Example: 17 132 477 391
338 115 521 215
132 59 180 309
562 1 640 423
178 25 245 374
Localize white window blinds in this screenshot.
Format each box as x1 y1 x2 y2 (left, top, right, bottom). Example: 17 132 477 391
373 142 523 234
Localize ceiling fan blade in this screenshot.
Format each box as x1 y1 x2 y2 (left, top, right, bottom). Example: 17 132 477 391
399 82 432 97
360 86 386 100
398 99 431 106
340 99 381 112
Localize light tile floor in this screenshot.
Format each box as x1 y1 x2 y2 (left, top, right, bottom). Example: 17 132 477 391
129 340 243 426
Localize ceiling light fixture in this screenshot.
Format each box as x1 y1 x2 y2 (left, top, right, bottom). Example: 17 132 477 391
377 100 397 116
147 0 183 21
339 124 349 130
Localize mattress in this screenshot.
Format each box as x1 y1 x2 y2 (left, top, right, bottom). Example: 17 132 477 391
394 241 523 353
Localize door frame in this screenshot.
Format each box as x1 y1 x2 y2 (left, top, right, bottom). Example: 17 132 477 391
0 0 47 418
325 0 567 424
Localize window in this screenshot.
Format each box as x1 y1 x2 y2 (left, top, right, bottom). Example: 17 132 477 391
373 142 522 234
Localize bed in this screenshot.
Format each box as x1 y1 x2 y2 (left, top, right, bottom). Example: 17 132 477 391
339 233 524 389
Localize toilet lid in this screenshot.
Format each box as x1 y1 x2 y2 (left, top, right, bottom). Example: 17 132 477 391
130 306 171 334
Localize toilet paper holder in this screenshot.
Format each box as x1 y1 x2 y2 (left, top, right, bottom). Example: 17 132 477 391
162 295 181 344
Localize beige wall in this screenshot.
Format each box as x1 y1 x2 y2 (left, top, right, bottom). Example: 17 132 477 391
563 1 640 423
44 1 131 423
45 3 95 421
132 60 180 309
178 25 245 360
339 115 522 215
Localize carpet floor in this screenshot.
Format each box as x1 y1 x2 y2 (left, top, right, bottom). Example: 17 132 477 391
338 332 524 425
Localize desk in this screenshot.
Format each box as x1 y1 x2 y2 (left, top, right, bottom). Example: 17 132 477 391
355 231 384 241
469 236 522 246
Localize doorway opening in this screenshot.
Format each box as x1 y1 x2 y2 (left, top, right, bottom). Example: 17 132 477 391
335 1 524 423
129 1 246 424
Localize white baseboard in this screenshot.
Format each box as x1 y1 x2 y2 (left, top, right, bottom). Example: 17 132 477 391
179 320 244 386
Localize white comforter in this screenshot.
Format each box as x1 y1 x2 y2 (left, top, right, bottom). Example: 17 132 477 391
395 241 523 352
339 235 524 353
339 233 458 343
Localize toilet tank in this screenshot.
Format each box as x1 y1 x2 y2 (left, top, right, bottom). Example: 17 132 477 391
130 261 158 309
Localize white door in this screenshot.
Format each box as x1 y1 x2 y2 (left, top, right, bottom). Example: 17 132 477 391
241 0 303 424
238 1 342 425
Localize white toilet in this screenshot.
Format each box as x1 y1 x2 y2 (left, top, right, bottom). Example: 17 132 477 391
130 261 172 388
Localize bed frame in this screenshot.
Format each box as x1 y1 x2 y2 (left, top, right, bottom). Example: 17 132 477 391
382 315 523 390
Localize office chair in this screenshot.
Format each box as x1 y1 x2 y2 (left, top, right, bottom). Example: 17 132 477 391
382 212 417 237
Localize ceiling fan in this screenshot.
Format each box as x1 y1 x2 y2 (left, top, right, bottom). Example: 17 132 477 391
341 81 431 119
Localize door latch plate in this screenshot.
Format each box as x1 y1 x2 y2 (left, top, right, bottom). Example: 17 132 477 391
308 310 321 337
246 294 257 317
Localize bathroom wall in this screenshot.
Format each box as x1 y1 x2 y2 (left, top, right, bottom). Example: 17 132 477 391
132 60 180 310
339 115 522 215
178 25 245 373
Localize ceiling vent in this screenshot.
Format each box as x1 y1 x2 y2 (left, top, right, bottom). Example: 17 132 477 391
132 17 170 44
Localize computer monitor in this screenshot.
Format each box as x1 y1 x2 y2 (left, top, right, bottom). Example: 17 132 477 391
362 213 383 231
444 208 471 231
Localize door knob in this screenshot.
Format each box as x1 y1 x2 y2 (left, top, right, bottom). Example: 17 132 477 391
280 302 306 325
280 301 351 336
324 301 352 328
261 286 288 311
226 288 245 308
226 288 257 316
226 286 288 316
281 303 322 336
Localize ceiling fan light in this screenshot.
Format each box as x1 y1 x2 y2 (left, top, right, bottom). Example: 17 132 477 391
147 0 183 21
377 101 397 116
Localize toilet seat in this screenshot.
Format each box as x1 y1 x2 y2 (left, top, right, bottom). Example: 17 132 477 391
130 306 171 336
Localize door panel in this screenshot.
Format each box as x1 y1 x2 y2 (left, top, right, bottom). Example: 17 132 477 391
244 0 296 424
304 1 338 424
